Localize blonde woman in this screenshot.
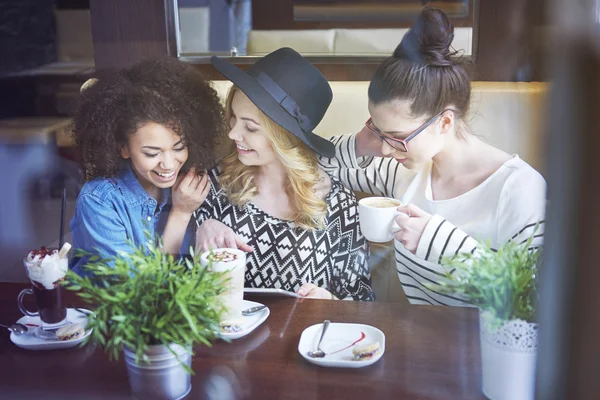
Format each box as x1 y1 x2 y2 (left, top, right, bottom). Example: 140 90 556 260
194 48 374 301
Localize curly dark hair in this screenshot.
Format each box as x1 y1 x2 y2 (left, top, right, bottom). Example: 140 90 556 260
72 58 227 180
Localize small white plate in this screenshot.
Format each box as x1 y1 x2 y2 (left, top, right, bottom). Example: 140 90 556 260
219 300 270 340
298 322 385 368
244 288 300 298
10 308 93 350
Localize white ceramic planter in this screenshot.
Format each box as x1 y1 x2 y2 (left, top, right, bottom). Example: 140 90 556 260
479 311 538 400
124 343 192 400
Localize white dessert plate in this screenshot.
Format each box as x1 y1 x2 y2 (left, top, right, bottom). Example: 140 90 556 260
219 300 270 340
244 288 300 298
298 322 385 368
10 308 93 350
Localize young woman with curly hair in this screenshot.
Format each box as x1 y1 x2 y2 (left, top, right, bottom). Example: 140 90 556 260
194 48 374 301
70 58 227 274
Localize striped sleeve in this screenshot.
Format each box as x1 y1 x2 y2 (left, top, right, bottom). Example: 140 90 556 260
318 133 398 197
318 133 374 170
415 215 545 264
509 221 545 250
415 214 480 264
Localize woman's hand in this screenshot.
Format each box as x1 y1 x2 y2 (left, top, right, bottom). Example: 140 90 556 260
162 169 210 255
355 124 384 157
296 283 337 300
196 219 253 252
171 168 211 215
393 204 433 254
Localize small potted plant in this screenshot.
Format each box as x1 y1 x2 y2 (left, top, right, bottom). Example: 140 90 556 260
434 233 542 400
63 239 226 400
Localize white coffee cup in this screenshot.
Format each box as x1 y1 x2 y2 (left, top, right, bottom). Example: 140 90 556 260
200 248 246 324
358 197 404 243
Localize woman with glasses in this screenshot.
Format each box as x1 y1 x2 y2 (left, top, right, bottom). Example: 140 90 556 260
319 7 546 306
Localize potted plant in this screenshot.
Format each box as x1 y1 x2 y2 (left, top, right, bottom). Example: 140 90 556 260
63 240 226 400
434 233 542 400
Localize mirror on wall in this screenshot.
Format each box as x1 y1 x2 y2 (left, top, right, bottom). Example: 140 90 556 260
174 0 475 59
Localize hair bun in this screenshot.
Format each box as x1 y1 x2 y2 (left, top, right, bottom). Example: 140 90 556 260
393 7 455 67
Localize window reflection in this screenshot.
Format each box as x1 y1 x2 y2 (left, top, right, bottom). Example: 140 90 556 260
176 0 474 56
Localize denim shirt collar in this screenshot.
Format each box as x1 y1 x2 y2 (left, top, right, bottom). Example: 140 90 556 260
117 164 170 211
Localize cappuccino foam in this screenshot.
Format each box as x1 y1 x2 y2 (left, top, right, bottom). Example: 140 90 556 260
362 198 401 208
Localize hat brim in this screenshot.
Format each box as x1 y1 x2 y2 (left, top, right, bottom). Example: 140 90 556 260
211 56 335 158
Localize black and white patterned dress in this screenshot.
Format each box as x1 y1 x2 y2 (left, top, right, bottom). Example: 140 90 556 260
194 167 374 301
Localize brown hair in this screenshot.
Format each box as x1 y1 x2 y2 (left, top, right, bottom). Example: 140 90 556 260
368 7 473 120
72 58 227 180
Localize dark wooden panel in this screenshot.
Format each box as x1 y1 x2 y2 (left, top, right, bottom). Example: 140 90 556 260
185 56 386 81
248 0 544 82
89 0 176 69
473 0 544 81
56 0 90 8
0 0 57 76
85 0 542 82
82 0 544 82
252 0 473 30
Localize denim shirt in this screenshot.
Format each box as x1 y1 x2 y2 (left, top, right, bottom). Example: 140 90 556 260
70 165 194 275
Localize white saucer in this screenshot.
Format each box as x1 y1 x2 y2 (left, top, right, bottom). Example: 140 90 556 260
219 300 270 340
298 322 385 368
10 308 93 350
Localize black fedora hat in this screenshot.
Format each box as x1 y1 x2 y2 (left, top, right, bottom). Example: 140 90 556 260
211 48 335 157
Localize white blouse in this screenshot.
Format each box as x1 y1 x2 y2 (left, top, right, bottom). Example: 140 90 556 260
319 133 546 306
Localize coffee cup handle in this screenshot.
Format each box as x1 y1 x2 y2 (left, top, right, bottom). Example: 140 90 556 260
390 211 402 234
17 289 39 317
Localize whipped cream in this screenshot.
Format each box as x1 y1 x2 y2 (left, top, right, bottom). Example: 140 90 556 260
201 248 245 272
24 248 68 290
206 250 239 263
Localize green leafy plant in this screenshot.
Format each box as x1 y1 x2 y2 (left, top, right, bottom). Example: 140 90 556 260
63 240 226 372
434 232 542 325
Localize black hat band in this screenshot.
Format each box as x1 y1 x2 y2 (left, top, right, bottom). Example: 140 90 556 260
255 72 312 132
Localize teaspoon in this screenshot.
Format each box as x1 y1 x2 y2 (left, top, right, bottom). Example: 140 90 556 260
0 322 28 335
242 305 267 316
307 320 330 358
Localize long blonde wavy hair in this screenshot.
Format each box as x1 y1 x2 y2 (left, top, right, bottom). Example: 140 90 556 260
219 87 327 230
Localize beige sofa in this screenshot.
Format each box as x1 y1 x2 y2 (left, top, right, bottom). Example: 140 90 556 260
212 81 548 172
247 28 473 56
211 80 549 302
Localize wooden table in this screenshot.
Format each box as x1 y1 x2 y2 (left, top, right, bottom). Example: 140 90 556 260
0 282 484 399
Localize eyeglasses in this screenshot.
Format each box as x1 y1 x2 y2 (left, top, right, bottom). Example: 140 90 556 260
365 109 453 152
